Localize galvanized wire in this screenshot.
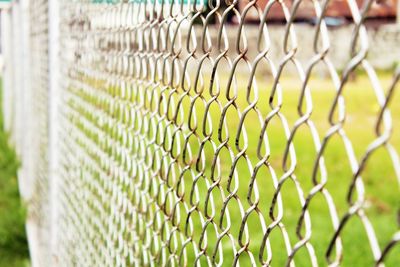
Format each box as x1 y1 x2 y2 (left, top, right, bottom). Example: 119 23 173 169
24 0 400 266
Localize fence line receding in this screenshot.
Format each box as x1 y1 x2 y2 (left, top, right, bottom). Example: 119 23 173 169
3 0 400 266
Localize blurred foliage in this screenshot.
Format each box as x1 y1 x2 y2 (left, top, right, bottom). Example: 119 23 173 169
0 81 29 267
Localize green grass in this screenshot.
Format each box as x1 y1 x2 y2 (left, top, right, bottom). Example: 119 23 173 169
0 82 29 267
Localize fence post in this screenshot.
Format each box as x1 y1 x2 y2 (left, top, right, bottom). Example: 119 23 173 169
1 4 13 136
18 1 43 266
11 1 20 153
48 0 60 264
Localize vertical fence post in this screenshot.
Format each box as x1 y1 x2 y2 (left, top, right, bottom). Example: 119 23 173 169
10 2 20 154
11 0 28 214
398 0 400 25
17 1 42 266
12 0 22 190
19 0 33 199
1 3 13 135
48 0 60 264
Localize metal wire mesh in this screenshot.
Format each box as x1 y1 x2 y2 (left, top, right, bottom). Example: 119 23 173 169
16 0 400 266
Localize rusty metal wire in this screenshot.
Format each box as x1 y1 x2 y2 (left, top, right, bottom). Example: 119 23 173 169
21 0 400 266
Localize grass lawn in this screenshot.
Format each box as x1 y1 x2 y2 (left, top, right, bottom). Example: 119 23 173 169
0 82 29 267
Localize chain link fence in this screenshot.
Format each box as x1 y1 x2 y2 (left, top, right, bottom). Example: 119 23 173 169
2 0 400 266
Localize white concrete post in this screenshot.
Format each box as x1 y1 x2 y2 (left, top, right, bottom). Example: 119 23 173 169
397 0 400 25
1 4 13 135
48 0 60 264
18 0 33 200
11 0 22 155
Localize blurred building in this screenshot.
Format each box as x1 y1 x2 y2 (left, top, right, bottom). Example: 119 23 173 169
238 0 398 22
